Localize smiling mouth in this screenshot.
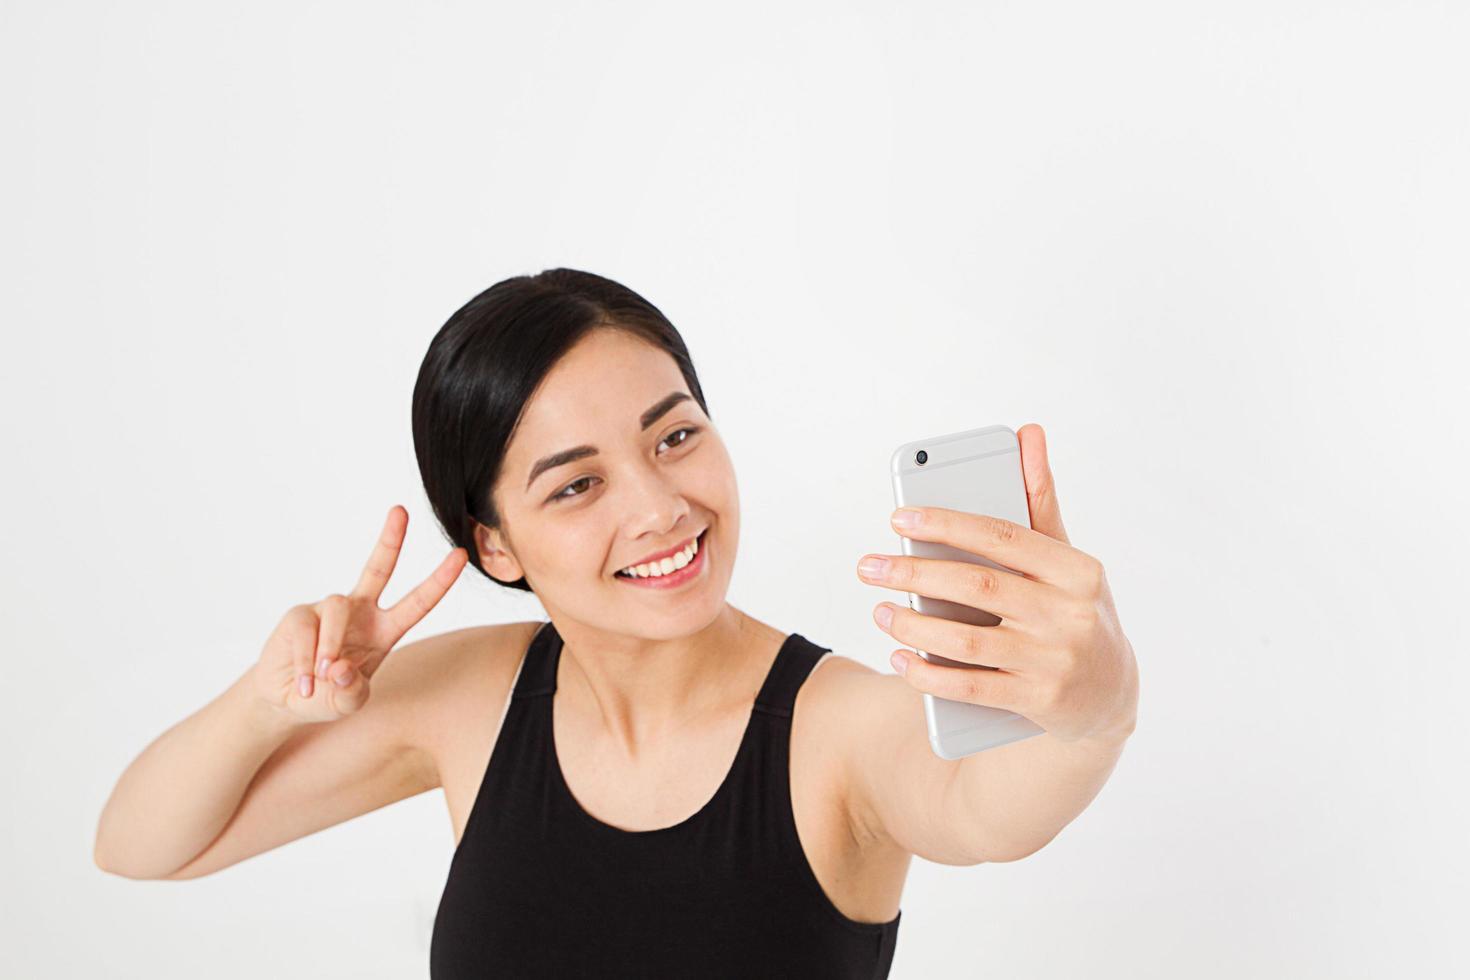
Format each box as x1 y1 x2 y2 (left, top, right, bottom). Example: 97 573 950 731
614 528 708 579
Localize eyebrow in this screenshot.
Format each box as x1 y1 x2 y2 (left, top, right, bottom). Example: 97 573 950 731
525 391 695 491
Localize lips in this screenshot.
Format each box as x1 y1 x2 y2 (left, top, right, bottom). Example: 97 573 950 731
614 528 709 587
615 528 706 577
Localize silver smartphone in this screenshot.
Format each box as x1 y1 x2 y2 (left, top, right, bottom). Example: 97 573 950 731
889 424 1047 759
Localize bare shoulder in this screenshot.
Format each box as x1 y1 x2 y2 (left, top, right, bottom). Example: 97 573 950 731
795 651 932 849
383 619 544 783
800 651 907 710
798 652 917 743
792 652 889 780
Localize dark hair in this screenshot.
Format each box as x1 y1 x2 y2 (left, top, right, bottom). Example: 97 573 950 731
411 268 712 592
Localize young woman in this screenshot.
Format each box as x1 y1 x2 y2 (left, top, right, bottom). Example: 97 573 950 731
94 269 1139 978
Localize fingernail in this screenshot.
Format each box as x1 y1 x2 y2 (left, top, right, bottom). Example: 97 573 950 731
892 508 922 528
890 651 907 675
298 674 312 697
874 604 894 629
858 556 889 579
316 657 329 678
333 669 353 687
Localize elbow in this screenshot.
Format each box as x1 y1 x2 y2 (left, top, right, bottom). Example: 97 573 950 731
94 810 200 880
92 846 149 880
988 835 1058 864
93 847 141 879
92 825 137 878
984 848 1036 864
93 838 193 881
93 828 124 876
95 858 196 881
956 833 1049 865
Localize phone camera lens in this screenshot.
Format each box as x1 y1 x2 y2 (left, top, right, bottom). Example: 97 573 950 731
915 450 928 465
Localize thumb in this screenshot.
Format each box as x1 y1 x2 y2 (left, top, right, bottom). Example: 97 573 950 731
1017 423 1070 545
325 659 370 714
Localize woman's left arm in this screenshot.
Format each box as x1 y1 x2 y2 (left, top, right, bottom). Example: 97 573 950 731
855 424 1140 862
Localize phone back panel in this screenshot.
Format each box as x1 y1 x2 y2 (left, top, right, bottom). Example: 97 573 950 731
889 425 1046 759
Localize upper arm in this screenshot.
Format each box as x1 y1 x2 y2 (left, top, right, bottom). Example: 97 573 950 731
162 622 524 880
821 657 994 867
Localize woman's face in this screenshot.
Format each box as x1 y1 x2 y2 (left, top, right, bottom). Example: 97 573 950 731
478 327 739 640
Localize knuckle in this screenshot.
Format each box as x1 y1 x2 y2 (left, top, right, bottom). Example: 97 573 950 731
295 608 321 635
890 559 915 588
987 515 1018 544
960 671 991 706
960 626 987 663
968 565 999 597
405 590 431 616
1050 644 1082 679
1036 679 1067 715
1083 555 1107 595
1066 596 1096 631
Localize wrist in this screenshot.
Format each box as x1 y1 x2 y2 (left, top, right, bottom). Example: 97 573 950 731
231 670 302 741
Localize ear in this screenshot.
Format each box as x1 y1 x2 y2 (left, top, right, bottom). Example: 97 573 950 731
474 521 526 584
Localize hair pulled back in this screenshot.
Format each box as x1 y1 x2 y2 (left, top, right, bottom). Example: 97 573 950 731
411 268 711 592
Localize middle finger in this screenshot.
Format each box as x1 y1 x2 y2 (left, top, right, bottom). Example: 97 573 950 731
857 553 1045 624
876 603 1033 672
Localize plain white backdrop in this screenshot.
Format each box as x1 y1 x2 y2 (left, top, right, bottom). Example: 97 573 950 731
3 1 1466 977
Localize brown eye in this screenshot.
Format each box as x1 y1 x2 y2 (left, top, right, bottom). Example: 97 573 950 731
661 426 700 452
553 476 598 501
550 428 700 504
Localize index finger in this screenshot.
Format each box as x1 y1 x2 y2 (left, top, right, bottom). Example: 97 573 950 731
352 505 409 601
892 506 1089 589
381 547 469 640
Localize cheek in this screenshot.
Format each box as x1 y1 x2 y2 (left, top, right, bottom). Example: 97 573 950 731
553 527 604 571
513 518 594 575
696 477 738 539
698 440 739 503
698 448 739 541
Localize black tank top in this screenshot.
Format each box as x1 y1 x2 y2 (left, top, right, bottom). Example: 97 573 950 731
430 620 902 979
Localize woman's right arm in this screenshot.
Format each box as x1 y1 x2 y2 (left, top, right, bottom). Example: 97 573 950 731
93 505 470 880
94 628 486 880
94 664 307 879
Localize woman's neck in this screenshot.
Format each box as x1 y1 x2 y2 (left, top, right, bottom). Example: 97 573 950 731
553 603 783 759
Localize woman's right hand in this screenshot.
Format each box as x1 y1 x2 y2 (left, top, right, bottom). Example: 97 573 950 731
251 505 469 725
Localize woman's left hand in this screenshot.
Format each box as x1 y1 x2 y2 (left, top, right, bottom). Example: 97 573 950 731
857 424 1139 744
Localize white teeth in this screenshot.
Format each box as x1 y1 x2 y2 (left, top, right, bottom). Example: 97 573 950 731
619 534 700 579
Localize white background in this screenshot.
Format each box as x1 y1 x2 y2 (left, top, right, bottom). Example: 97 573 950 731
3 2 1467 977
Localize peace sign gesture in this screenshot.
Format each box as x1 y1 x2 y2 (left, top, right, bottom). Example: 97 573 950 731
251 506 469 725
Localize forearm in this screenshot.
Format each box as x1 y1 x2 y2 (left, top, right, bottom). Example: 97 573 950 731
946 730 1130 863
94 668 301 880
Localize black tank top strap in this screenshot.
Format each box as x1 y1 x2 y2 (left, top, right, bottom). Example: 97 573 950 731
510 620 558 700
514 623 826 712
752 632 828 719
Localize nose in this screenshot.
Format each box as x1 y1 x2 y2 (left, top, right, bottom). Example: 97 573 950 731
616 459 693 541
